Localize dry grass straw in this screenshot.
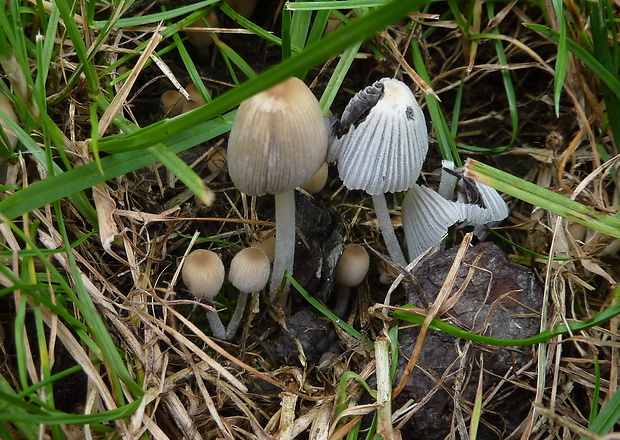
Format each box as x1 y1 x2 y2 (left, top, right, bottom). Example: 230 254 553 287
2 1 620 439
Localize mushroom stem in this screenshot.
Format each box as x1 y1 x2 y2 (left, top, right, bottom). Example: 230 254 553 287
225 291 249 340
333 285 351 318
206 311 227 340
270 190 296 300
372 194 406 267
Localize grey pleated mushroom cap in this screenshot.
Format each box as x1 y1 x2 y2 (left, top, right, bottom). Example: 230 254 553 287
402 184 465 261
227 77 328 196
455 178 510 236
328 78 428 195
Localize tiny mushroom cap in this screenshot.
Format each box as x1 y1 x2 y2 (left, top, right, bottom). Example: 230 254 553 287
185 11 220 48
229 247 271 294
224 0 257 18
161 90 184 117
250 230 276 263
335 244 370 287
227 77 328 196
182 249 225 302
300 162 329 194
207 147 228 174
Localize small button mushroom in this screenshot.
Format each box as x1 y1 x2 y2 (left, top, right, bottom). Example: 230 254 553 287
205 146 227 183
328 78 429 267
185 11 220 49
250 229 276 264
333 244 369 318
182 249 227 339
300 162 328 194
224 0 257 18
161 84 207 117
227 77 328 303
226 247 271 339
160 90 184 117
181 84 207 113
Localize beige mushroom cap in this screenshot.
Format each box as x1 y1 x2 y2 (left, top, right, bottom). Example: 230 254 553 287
186 11 220 48
227 77 328 196
182 249 225 302
334 244 370 287
207 147 227 174
229 247 271 293
300 162 328 194
225 0 257 18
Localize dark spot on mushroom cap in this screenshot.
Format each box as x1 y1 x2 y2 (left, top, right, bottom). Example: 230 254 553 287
339 80 384 132
406 106 415 120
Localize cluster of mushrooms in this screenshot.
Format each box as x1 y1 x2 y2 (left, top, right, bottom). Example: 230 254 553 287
181 76 509 338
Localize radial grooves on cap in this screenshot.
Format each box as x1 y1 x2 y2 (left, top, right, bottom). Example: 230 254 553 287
403 184 464 260
333 79 428 196
228 77 327 196
229 247 270 293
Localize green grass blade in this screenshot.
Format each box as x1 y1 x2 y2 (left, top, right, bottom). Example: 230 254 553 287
589 0 620 154
54 0 99 92
171 33 212 102
551 0 567 116
91 0 219 28
394 302 620 347
411 39 461 166
286 1 391 10
97 0 428 154
214 38 257 80
0 112 234 221
318 41 363 113
219 2 286 50
287 274 369 344
525 23 620 102
464 159 620 239
588 357 601 426
282 7 292 60
290 3 312 51
585 388 620 436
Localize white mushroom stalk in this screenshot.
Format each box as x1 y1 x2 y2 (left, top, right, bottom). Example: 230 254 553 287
227 77 328 303
328 78 428 267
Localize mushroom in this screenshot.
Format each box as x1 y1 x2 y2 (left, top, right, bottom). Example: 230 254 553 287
328 78 428 267
182 249 227 339
402 184 465 262
161 84 207 118
300 162 328 194
205 146 227 183
160 90 185 117
227 77 328 302
224 0 257 18
185 10 220 49
333 244 369 318
402 164 510 262
226 247 270 339
0 93 19 154
250 229 276 263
